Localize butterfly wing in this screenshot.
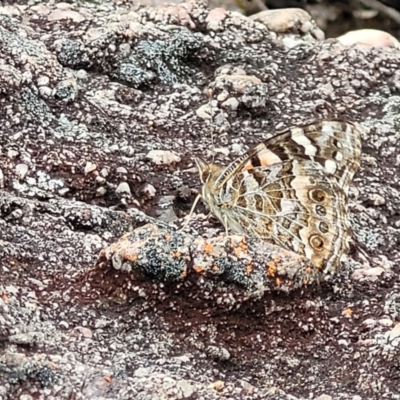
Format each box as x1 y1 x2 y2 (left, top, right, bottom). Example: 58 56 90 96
210 121 362 272
215 121 362 193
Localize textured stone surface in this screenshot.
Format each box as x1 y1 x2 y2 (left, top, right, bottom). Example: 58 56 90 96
0 1 400 399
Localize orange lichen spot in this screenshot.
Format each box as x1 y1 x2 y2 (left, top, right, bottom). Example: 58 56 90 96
172 251 181 258
124 252 138 262
1 292 10 302
104 375 112 383
267 261 277 276
194 265 205 274
164 233 171 241
233 246 244 256
212 265 220 272
181 269 187 278
204 242 214 253
239 240 248 250
50 362 58 370
246 262 253 275
275 277 282 286
305 266 313 274
343 308 353 317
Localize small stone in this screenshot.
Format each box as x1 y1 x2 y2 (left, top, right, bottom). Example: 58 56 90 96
8 149 19 159
116 167 128 174
206 345 230 361
337 29 400 49
15 164 28 179
177 380 195 398
146 150 181 165
8 333 35 345
206 7 227 31
206 7 227 23
19 395 34 400
196 104 213 120
59 321 69 329
221 97 239 110
96 187 107 196
378 318 393 327
74 326 93 338
76 69 88 80
386 323 400 345
208 380 224 391
48 10 86 23
100 168 109 177
370 194 385 206
37 75 50 86
351 266 385 281
362 318 376 327
141 183 156 198
250 8 312 34
116 182 131 195
84 162 97 175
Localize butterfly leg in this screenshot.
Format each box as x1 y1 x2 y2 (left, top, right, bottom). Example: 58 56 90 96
223 213 230 237
179 193 202 231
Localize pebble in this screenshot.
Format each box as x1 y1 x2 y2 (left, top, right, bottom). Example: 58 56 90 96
15 164 28 180
386 323 400 345
140 183 156 198
84 162 97 175
351 266 385 281
337 29 400 49
48 10 86 23
206 7 227 31
116 167 128 174
250 8 311 34
370 193 385 206
206 345 231 361
146 150 181 165
8 333 35 345
8 149 19 159
177 380 195 398
222 97 239 110
116 182 131 195
208 380 224 391
96 187 107 196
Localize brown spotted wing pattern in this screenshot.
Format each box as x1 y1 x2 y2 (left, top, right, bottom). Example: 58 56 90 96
195 121 362 273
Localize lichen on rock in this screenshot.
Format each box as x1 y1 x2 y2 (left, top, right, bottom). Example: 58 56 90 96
0 0 400 399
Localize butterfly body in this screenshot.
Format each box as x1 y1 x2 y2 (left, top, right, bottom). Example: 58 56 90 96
195 121 362 273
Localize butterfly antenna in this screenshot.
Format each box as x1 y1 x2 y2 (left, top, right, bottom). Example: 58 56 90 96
207 87 217 164
180 88 216 232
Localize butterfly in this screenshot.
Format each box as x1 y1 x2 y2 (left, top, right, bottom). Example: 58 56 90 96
193 120 362 273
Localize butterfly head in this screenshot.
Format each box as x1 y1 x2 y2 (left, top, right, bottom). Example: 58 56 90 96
194 156 224 184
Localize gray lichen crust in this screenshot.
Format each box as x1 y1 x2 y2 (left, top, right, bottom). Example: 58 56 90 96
0 0 399 399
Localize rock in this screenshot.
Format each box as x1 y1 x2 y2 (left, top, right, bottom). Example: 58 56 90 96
369 193 386 206
15 164 28 180
84 162 97 175
0 0 400 398
115 182 131 195
337 29 400 49
48 10 86 23
146 150 181 165
250 8 324 39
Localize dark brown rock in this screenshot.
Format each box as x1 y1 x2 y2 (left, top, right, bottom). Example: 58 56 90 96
0 0 399 399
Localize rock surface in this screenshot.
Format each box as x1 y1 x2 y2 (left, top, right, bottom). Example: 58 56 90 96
0 1 400 399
